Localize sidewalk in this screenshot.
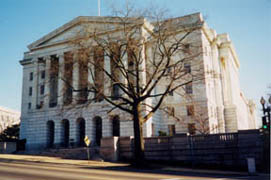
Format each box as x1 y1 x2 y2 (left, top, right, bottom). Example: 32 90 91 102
0 154 268 177
162 166 249 176
0 154 128 167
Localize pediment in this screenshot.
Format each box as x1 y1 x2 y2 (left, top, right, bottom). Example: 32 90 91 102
28 16 152 50
38 25 82 47
28 17 82 50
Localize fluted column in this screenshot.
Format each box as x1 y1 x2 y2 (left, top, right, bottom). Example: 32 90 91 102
44 55 51 108
58 53 64 106
32 57 39 110
72 54 79 104
104 55 111 96
88 61 94 100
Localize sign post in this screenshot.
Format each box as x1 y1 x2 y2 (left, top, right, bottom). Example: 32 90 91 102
84 136 91 163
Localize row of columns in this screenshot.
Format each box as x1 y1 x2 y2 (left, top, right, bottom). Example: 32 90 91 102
32 53 80 109
31 46 147 109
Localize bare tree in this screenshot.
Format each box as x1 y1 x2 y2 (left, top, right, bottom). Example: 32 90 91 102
59 5 203 163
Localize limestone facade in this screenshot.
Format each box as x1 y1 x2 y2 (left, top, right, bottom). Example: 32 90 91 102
0 106 20 133
19 13 256 150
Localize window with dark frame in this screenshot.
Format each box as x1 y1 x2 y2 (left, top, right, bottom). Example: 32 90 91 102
29 72 33 81
184 44 190 53
186 105 194 116
41 70 45 79
185 82 193 94
168 107 175 116
112 84 121 100
184 63 191 73
28 103 31 110
40 85 45 95
36 101 44 109
168 125 176 136
29 87 32 96
188 123 196 135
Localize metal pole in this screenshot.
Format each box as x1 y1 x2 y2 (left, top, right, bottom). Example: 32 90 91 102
98 0 101 16
86 147 90 164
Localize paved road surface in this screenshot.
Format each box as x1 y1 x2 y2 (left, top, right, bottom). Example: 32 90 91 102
0 155 269 180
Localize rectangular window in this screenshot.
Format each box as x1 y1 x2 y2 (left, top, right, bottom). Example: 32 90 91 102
29 72 33 81
36 101 43 109
40 85 45 95
186 105 194 116
167 67 172 74
112 84 120 100
169 90 173 96
184 63 191 73
168 125 176 136
29 87 32 96
188 123 196 135
41 70 45 79
167 107 175 116
185 82 193 94
184 43 190 53
28 103 31 110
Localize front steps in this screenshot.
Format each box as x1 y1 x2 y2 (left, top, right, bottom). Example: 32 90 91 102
16 146 103 161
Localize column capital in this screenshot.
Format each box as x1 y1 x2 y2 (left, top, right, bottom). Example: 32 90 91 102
44 55 51 61
56 52 65 59
31 57 39 63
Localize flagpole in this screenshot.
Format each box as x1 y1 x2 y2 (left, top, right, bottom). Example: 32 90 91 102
98 0 101 16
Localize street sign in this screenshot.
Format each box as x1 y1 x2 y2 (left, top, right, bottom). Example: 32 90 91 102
84 136 91 147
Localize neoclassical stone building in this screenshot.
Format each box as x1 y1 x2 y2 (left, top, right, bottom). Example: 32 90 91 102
20 13 256 150
0 106 20 133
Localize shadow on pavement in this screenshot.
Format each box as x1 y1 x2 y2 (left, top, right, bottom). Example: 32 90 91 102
79 164 253 179
0 157 269 180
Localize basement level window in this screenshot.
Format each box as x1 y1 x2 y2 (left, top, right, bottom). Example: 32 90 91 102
168 125 176 136
188 123 196 135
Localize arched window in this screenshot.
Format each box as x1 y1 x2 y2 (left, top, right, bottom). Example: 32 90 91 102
76 118 85 147
46 120 55 148
93 116 102 146
61 119 70 147
112 116 120 137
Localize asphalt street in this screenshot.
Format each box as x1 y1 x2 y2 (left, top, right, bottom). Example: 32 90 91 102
0 155 269 180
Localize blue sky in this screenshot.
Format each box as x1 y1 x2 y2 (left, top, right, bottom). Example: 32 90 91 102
0 0 270 123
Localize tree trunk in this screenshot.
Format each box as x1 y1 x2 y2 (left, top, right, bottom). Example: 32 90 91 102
133 105 145 165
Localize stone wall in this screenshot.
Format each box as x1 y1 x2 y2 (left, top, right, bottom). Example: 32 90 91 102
0 142 17 154
114 130 265 170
